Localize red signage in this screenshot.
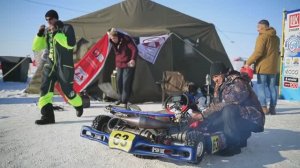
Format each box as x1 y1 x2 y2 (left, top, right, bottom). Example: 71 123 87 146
289 13 300 28
284 82 299 88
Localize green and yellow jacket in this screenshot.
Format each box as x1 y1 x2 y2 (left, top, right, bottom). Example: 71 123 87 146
32 23 76 68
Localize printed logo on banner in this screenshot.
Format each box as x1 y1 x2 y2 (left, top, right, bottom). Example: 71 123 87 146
293 57 299 65
284 81 299 89
289 13 300 29
74 66 88 85
285 35 300 53
284 77 298 82
138 34 169 64
284 68 299 76
93 49 105 62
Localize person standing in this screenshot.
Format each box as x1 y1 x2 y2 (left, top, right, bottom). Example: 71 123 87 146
107 28 137 108
32 10 83 125
245 20 280 115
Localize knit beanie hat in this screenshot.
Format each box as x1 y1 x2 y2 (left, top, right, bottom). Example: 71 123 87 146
210 62 227 76
45 9 59 19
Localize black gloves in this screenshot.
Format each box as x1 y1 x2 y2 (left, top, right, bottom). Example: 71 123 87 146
37 21 64 36
37 25 46 37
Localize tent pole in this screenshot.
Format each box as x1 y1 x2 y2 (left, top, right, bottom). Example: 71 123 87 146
279 9 286 97
169 33 213 64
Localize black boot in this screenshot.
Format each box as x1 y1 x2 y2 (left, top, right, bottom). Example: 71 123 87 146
216 145 241 156
75 105 83 117
35 104 55 125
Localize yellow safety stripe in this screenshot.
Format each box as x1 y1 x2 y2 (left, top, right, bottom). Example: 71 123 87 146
54 33 74 49
32 36 47 51
67 94 82 107
38 92 54 109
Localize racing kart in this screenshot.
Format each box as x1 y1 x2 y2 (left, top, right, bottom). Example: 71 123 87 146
80 94 227 164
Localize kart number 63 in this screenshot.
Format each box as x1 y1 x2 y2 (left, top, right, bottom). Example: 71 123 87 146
109 130 136 152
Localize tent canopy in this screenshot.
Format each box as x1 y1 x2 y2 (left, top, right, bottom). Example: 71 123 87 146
66 0 232 102
27 0 232 103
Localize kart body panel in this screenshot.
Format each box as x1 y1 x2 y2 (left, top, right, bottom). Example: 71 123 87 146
81 126 199 162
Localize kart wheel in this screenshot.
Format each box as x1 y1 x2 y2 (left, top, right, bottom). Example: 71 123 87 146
185 130 205 164
92 115 112 133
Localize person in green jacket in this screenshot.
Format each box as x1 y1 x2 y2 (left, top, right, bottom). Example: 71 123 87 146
245 20 280 115
32 10 83 125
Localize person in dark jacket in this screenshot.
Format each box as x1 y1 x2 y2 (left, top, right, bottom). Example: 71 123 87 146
32 10 83 125
192 62 265 156
107 28 138 108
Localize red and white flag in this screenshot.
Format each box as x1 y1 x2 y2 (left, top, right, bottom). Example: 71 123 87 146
73 34 111 92
138 34 170 64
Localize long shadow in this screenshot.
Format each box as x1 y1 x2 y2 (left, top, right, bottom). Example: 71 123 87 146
157 128 300 168
276 107 300 114
55 119 93 124
0 97 64 104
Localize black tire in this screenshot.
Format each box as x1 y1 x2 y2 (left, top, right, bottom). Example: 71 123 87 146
185 130 206 164
91 115 112 133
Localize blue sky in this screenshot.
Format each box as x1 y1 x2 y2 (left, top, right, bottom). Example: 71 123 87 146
0 0 299 61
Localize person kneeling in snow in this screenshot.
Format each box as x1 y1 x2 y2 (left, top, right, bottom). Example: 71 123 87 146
192 62 265 156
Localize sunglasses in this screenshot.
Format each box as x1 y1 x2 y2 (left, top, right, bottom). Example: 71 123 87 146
45 17 53 21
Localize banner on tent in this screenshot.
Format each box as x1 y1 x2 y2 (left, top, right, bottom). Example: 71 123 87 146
138 34 170 64
55 34 111 96
55 33 169 100
73 34 111 92
281 9 300 100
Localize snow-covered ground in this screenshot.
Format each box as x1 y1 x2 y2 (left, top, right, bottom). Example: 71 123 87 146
0 79 300 168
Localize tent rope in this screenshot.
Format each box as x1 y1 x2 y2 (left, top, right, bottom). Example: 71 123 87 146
0 56 31 80
170 33 213 64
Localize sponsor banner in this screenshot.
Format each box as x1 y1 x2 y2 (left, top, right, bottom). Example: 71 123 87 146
138 34 170 64
282 9 300 96
55 34 111 98
73 34 111 92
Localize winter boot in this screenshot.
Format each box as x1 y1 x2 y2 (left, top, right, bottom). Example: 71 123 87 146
269 106 276 115
216 145 241 156
262 106 269 115
75 105 84 117
35 103 55 125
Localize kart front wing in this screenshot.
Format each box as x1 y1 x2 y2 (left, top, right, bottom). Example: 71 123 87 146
80 126 199 163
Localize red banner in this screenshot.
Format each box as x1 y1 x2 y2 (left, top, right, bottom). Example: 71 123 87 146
55 34 111 99
73 34 111 92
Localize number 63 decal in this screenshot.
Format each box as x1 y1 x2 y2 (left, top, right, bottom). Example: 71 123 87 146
113 133 129 146
109 130 135 152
